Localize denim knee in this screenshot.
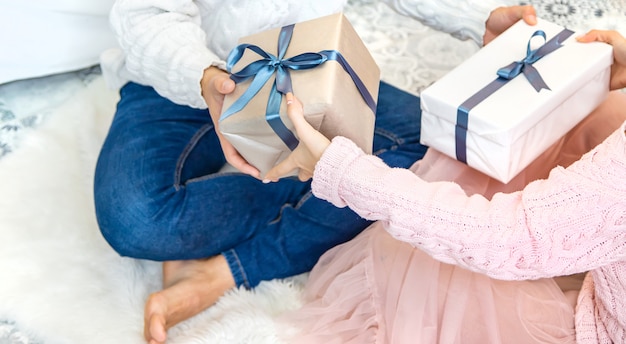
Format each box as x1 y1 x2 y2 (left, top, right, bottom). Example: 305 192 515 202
94 186 169 260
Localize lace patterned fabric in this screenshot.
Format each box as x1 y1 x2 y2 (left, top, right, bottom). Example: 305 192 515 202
0 321 41 344
0 66 101 160
345 0 626 95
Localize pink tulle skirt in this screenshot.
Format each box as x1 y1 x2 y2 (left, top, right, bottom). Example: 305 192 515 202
284 226 579 344
278 91 626 344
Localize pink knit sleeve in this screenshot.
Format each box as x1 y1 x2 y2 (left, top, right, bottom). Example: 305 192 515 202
312 124 626 280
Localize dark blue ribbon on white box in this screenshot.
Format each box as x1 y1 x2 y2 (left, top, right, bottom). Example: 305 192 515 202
220 23 377 151
455 28 574 164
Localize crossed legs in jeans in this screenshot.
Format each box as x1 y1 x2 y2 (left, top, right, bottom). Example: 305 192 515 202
93 81 427 340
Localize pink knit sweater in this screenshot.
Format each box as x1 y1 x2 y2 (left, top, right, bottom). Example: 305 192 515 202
311 121 626 343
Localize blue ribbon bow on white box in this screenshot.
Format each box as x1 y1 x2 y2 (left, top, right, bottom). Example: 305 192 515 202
455 28 574 163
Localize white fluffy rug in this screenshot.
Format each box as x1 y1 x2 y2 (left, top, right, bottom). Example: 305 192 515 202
0 77 308 344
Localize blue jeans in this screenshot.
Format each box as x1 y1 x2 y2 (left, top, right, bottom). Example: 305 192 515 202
94 81 427 288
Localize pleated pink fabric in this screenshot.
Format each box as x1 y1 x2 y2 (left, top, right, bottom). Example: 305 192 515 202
287 225 578 344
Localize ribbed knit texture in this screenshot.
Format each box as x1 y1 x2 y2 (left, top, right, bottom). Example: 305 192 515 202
312 122 626 343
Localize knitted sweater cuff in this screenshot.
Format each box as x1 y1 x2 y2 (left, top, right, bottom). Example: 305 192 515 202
311 136 364 208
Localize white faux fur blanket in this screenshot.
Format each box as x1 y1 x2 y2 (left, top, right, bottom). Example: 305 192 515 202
0 77 305 343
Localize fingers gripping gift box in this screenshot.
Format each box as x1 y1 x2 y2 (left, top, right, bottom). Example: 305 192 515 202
420 19 613 183
219 12 380 176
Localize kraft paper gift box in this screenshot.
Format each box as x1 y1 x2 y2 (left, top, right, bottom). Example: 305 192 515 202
420 19 613 183
219 12 380 176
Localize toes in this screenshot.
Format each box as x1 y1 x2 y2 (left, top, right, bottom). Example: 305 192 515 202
149 314 167 343
144 293 168 343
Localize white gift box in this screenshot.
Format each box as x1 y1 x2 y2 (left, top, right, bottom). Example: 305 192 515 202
420 19 613 183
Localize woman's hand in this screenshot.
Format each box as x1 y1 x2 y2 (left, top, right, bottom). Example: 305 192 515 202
577 30 626 91
263 93 330 182
483 5 537 45
201 66 261 178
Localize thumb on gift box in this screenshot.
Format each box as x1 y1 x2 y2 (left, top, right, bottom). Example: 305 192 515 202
264 93 331 183
202 67 260 178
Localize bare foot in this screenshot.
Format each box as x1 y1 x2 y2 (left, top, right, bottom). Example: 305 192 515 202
144 255 235 344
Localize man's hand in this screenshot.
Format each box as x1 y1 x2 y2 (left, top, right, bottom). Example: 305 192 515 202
264 93 330 182
577 30 626 91
483 5 537 45
201 66 260 178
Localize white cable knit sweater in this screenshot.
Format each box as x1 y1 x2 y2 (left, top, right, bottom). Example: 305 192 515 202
100 0 505 109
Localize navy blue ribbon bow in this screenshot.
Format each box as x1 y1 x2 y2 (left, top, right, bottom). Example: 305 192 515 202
220 24 377 151
455 28 574 164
